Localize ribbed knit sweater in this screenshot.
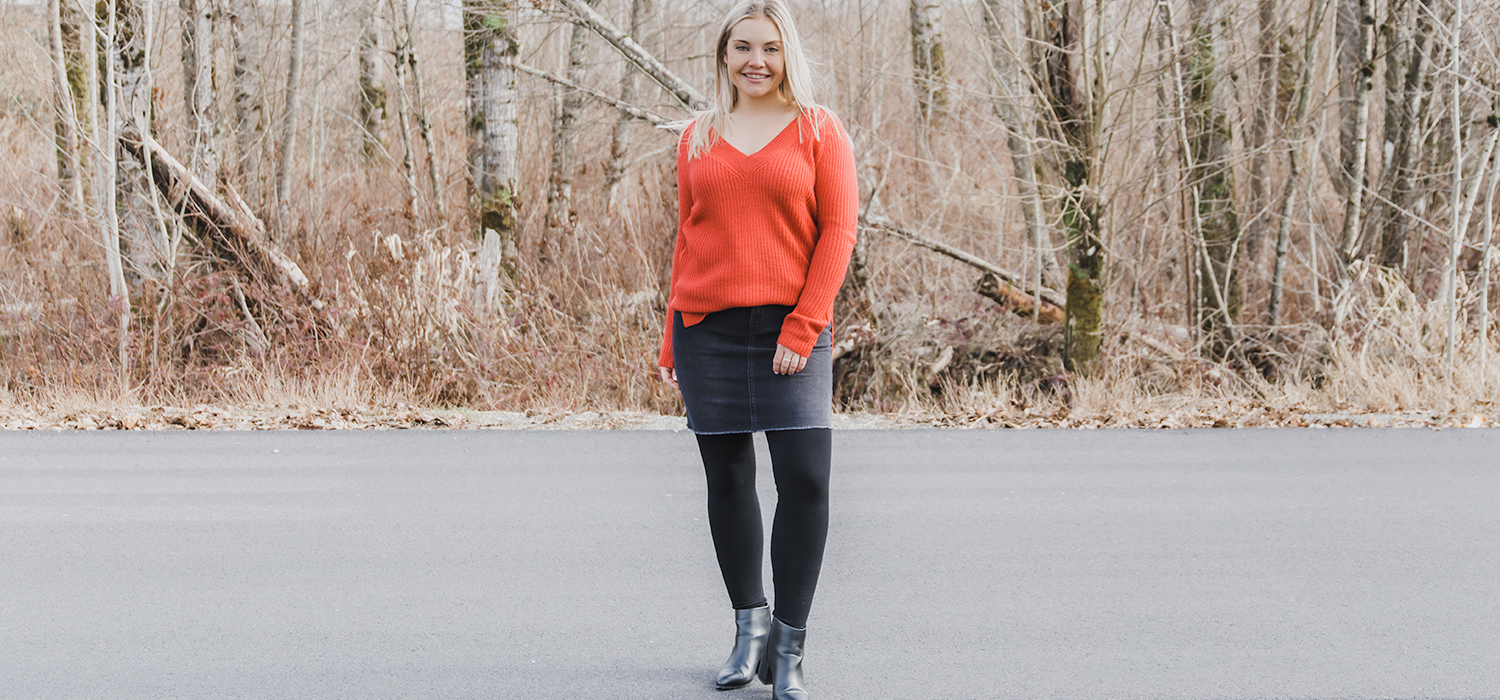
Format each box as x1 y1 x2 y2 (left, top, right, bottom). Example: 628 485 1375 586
658 108 859 369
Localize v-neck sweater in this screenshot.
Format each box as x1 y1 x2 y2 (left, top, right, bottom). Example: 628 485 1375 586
658 108 859 369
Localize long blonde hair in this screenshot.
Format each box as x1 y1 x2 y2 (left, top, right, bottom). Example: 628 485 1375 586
686 0 829 160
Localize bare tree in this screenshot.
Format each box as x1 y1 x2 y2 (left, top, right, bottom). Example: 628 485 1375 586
1244 0 1282 274
273 0 306 240
48 0 87 217
1031 0 1105 374
391 0 444 218
228 0 265 198
465 0 521 278
543 0 596 261
910 0 946 162
181 0 219 184
1185 0 1243 360
603 0 649 216
101 0 131 378
979 0 1057 305
357 7 386 161
1334 0 1375 270
1268 0 1331 327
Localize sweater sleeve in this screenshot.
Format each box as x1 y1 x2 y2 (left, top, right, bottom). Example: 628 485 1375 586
777 110 859 356
658 124 696 369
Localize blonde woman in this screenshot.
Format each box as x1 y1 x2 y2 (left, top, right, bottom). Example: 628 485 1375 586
655 1 857 697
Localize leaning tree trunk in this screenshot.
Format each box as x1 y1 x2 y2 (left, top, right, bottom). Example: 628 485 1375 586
604 0 649 215
1032 0 1105 374
228 0 265 200
543 1 595 262
357 6 386 161
464 0 521 279
49 0 87 218
909 0 946 165
273 0 305 241
1186 0 1242 361
181 0 219 184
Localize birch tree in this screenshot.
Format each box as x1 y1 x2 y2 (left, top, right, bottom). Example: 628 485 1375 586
465 0 521 277
909 0 946 163
603 0 649 215
49 0 87 217
228 0 265 200
1373 0 1437 270
357 7 386 160
274 0 306 239
181 0 219 184
543 0 596 260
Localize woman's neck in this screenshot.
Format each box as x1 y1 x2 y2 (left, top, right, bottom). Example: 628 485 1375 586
733 92 796 117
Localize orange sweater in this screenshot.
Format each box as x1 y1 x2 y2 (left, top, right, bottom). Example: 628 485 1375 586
658 108 859 369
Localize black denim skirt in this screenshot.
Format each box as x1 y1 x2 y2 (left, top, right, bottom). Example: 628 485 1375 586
672 305 833 434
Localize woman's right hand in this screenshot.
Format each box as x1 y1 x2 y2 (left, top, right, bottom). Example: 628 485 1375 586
657 366 679 391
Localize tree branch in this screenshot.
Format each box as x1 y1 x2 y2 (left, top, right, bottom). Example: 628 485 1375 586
860 213 1065 323
511 61 671 126
554 0 707 111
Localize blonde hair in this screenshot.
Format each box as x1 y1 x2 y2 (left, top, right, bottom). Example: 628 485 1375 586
685 0 829 160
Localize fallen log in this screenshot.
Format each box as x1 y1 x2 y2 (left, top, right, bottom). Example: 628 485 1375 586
123 130 312 295
859 214 1065 323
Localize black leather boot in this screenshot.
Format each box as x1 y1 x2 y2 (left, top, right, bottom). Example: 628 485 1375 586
756 616 808 699
716 605 771 690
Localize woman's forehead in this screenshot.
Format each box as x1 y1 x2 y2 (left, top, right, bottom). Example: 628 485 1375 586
728 16 782 43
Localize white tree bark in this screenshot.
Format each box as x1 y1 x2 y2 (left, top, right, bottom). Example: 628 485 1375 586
49 0 86 218
465 0 520 278
181 0 219 184
357 7 385 160
274 0 305 240
228 0 264 196
543 1 594 258
604 0 649 216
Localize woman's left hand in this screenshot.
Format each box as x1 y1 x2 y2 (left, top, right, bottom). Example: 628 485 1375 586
773 344 808 375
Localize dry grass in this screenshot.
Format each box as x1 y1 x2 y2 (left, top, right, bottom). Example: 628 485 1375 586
3 0 1500 429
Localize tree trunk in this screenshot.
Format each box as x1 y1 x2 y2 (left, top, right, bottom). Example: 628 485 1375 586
228 0 265 200
357 7 385 161
1479 128 1500 387
112 0 169 281
1244 0 1279 273
390 0 420 216
101 0 131 379
1268 0 1331 327
49 0 87 218
604 0 649 216
181 0 219 185
555 0 705 110
464 0 521 279
1032 0 1104 374
273 0 305 241
909 0 946 162
1186 0 1242 361
1334 0 1375 267
980 0 1057 301
1373 0 1436 269
543 2 594 262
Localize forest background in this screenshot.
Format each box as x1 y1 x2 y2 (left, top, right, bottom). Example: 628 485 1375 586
3 0 1500 429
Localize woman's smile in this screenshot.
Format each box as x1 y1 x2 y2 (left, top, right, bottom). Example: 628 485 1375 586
725 16 785 102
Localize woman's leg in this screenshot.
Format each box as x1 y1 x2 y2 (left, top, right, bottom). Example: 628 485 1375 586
764 428 832 629
694 432 768 609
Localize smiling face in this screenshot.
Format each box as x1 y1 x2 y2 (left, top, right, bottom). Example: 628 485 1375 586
722 16 786 106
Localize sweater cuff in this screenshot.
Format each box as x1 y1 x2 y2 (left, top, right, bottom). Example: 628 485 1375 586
658 308 674 369
776 312 826 358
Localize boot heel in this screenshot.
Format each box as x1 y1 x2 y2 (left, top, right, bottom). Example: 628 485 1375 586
762 616 809 699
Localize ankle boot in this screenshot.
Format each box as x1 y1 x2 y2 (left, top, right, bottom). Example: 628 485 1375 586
715 605 771 689
756 616 808 699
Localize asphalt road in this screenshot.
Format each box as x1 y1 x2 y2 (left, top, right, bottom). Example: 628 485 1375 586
2 429 1498 700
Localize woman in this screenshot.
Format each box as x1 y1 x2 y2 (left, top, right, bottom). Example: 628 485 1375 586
655 2 857 698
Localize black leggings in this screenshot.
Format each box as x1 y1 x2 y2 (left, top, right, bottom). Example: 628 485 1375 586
694 428 831 630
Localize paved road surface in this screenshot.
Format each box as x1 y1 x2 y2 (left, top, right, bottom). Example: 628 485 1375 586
2 429 1498 699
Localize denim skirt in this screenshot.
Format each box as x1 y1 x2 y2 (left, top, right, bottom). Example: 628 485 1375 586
672 305 833 435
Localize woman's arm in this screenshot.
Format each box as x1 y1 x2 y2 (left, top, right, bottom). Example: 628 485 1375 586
776 110 859 357
658 124 696 372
